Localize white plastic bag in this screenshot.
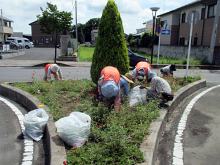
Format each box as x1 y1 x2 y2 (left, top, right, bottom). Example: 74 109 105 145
129 85 147 107
23 108 49 141
55 112 91 147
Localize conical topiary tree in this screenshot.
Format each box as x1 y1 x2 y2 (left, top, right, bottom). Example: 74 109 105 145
90 0 129 84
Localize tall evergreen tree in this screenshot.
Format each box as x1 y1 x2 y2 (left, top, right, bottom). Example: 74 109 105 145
90 0 129 84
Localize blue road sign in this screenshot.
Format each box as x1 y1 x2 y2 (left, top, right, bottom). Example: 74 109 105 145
161 23 170 35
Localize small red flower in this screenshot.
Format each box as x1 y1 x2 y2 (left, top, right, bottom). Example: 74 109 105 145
115 151 117 153
87 120 89 122
109 119 111 122
95 124 98 127
122 125 124 128
73 147 76 150
101 119 104 121
105 143 107 145
118 131 120 133
63 161 67 165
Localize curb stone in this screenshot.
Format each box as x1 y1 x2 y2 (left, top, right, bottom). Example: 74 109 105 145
138 79 206 165
0 79 206 165
0 83 66 165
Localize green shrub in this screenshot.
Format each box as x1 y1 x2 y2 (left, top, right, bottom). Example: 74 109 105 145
90 0 129 84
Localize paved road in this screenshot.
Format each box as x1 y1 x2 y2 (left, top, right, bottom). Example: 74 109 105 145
6 47 60 61
155 81 220 165
0 96 49 165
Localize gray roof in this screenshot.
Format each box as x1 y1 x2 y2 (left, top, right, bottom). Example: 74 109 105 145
0 16 13 22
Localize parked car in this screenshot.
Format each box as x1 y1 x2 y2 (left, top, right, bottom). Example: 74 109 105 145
128 49 148 67
7 37 32 49
5 40 20 50
30 42 34 48
57 44 60 48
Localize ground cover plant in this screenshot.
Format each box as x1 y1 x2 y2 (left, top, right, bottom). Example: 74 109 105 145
11 72 201 165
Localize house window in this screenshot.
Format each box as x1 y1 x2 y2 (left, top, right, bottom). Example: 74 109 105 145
201 8 205 19
41 37 44 42
182 13 186 23
194 37 198 46
180 37 185 45
50 37 53 42
208 4 216 17
36 40 39 45
160 20 167 28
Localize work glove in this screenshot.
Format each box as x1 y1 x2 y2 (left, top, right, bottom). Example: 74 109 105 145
139 86 146 89
98 95 104 102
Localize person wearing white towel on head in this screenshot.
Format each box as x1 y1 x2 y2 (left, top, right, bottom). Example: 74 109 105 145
43 63 63 81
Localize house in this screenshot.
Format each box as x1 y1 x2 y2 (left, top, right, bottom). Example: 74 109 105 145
91 29 98 46
91 29 129 46
0 16 13 42
29 20 63 47
158 0 220 47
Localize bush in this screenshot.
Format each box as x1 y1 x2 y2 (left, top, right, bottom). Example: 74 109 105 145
90 0 129 84
66 39 75 56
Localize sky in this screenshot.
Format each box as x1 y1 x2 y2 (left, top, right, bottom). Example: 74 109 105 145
1 0 193 35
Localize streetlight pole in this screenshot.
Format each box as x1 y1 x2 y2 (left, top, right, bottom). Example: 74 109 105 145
150 7 160 64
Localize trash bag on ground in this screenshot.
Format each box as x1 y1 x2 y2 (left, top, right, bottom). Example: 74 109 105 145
129 85 147 107
55 112 91 147
23 108 49 141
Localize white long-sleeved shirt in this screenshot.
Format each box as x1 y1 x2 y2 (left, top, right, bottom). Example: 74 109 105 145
147 77 172 94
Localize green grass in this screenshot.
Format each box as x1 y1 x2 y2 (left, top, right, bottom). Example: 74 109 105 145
78 46 94 62
10 74 201 165
78 45 210 65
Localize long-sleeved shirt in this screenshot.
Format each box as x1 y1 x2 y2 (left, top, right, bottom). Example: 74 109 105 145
98 74 121 111
132 67 151 79
162 65 171 75
47 66 63 79
147 77 172 94
119 77 129 96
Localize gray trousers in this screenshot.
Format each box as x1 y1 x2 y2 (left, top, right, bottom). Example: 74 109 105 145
43 71 58 81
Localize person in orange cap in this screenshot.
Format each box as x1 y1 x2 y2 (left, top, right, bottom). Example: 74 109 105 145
43 63 63 81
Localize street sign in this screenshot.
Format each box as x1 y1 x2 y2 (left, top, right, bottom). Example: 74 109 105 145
157 25 161 34
187 9 199 25
161 23 170 35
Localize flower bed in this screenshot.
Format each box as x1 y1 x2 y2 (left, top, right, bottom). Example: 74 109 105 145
11 74 201 164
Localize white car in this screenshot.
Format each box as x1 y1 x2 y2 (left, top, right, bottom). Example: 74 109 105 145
30 42 34 48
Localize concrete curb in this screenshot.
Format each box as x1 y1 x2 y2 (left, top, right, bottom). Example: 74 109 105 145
138 79 206 165
0 83 66 165
0 79 206 165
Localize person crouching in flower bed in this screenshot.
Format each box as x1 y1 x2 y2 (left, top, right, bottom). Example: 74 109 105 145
160 64 176 77
140 72 174 107
98 66 121 110
43 63 63 81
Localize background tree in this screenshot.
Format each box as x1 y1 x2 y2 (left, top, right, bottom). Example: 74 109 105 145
90 0 129 84
84 18 100 42
70 23 85 44
127 33 133 44
37 2 72 63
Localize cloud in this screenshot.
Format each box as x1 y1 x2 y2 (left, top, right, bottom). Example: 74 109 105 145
1 0 193 35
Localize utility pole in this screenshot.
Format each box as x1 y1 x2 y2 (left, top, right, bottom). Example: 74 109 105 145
208 0 220 64
1 9 4 44
75 0 78 52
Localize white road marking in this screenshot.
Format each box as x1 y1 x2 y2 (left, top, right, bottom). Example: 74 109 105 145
0 97 33 165
172 85 220 165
